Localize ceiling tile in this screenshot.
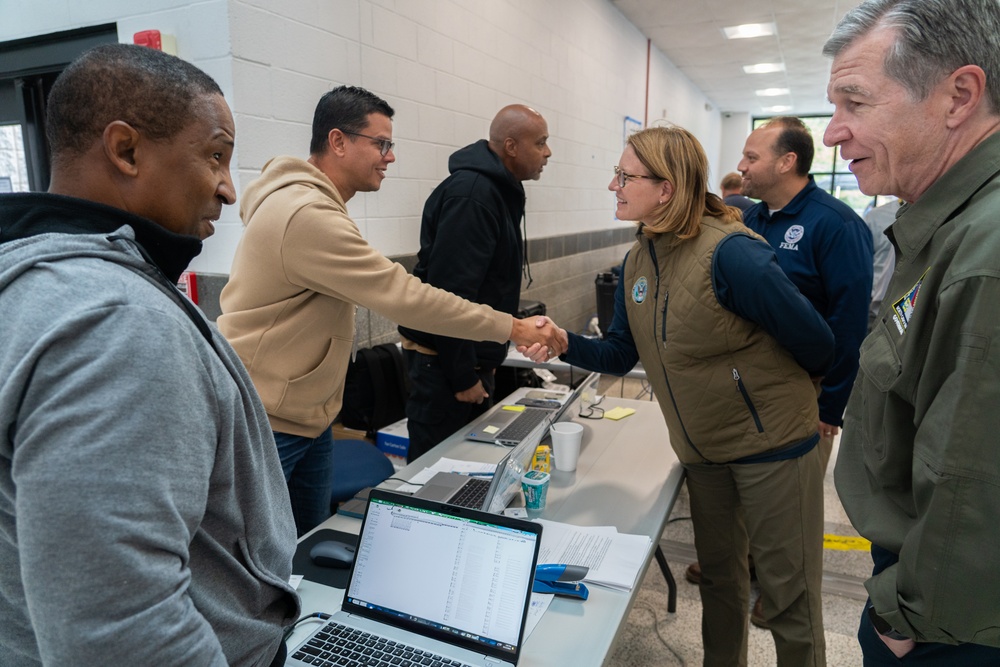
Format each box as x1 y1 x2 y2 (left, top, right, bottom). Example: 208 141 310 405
612 0 863 115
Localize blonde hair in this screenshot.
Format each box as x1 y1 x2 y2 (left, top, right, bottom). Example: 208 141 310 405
627 126 740 240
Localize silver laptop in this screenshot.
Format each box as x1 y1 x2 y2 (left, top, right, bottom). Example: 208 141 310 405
464 371 600 447
286 489 542 667
464 405 554 446
413 434 541 512
417 372 602 513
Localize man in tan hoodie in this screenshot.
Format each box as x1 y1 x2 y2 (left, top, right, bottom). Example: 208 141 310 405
218 85 563 534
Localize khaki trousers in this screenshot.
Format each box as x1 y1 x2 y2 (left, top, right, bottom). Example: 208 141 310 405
818 432 836 476
685 446 826 667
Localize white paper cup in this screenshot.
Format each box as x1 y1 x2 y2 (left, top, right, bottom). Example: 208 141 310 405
549 422 583 471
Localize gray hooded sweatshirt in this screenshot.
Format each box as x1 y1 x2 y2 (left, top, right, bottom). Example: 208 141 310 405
0 193 299 666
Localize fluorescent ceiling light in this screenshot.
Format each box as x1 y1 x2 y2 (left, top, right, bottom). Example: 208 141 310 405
722 23 777 40
763 105 792 113
756 87 790 97
743 62 785 74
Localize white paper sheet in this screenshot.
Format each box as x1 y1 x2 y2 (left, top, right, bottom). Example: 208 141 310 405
523 592 553 639
534 519 651 591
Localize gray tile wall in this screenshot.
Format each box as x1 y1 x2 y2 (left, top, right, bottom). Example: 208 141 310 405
196 226 637 344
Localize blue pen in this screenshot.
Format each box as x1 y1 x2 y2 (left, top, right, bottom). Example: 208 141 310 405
465 472 494 478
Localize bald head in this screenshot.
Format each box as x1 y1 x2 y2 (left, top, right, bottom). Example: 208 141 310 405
488 104 551 181
489 105 542 144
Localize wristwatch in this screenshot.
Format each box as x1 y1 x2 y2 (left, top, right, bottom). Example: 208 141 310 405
868 603 910 640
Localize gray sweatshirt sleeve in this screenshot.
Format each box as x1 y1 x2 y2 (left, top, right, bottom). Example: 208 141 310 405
13 303 229 666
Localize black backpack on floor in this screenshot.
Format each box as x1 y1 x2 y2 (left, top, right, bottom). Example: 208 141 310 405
339 344 409 439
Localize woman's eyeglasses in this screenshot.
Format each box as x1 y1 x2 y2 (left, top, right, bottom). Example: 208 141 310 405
613 165 662 188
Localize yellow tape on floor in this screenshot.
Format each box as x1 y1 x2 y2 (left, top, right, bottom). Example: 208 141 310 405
823 534 871 551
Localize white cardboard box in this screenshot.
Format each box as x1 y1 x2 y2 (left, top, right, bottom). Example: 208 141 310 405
376 418 409 469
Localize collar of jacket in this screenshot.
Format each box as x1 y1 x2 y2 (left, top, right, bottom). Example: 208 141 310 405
758 175 820 221
889 131 1000 260
0 191 203 283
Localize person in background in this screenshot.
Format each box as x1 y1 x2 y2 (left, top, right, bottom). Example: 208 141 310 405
218 86 564 535
0 44 298 666
525 125 833 667
720 170 754 213
399 104 551 463
862 197 900 331
739 117 873 477
824 0 1000 662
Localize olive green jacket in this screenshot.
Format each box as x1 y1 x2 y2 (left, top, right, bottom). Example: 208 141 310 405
836 131 1000 646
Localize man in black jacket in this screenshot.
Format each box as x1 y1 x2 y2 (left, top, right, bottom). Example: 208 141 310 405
399 105 551 462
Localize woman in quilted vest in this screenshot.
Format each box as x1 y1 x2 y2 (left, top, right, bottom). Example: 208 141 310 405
528 125 834 667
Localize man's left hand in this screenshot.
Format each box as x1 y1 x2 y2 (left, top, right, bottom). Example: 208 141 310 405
455 381 489 404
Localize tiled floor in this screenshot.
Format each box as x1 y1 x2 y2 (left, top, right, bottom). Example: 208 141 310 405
596 377 872 666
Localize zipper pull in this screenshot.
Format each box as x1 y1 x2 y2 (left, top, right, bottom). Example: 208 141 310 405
732 368 740 382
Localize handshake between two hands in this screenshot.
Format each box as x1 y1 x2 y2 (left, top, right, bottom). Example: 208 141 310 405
456 316 570 405
510 316 569 363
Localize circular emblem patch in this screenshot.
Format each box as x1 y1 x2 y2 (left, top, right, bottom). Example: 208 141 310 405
784 224 805 244
632 277 649 304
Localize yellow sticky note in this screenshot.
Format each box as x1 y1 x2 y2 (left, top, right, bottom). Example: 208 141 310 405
483 425 500 434
604 407 636 421
502 405 526 412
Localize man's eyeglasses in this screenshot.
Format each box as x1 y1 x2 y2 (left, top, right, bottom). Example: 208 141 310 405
613 165 662 188
342 130 395 157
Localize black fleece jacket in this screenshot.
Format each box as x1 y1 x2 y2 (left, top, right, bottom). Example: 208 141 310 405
398 140 525 392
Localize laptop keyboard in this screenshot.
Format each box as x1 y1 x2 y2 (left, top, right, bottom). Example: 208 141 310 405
289 620 474 667
495 408 550 445
448 476 491 509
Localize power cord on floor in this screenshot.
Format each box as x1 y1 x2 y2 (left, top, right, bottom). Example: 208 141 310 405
636 379 654 401
629 602 688 666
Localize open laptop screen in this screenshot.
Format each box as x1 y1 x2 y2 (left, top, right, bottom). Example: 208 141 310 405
343 490 542 663
485 433 542 513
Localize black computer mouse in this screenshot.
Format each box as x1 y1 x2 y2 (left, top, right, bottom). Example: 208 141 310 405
309 540 356 568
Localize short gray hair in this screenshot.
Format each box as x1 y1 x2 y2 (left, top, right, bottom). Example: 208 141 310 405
823 0 1000 114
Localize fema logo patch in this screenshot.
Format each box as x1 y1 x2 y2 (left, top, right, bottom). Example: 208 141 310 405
632 277 648 304
780 224 804 250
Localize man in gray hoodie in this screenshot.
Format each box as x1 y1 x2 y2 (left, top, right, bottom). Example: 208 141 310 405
0 44 298 666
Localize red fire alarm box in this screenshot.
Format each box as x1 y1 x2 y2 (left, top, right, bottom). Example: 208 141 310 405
133 30 163 50
178 271 199 305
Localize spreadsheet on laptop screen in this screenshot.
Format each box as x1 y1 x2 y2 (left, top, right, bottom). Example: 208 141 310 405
345 498 538 654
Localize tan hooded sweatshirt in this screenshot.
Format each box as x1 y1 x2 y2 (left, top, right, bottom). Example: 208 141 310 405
218 157 512 437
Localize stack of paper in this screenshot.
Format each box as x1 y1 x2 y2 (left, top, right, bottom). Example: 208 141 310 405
534 519 652 591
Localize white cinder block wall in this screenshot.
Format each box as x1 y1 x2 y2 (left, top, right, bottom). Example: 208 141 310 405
3 0 725 334
720 112 753 181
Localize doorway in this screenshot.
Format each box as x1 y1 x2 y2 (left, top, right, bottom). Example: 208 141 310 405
0 24 116 192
